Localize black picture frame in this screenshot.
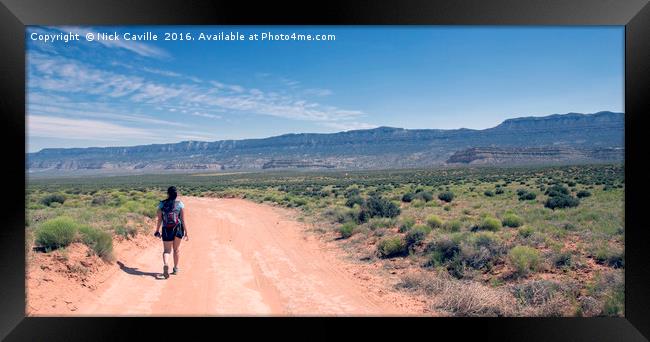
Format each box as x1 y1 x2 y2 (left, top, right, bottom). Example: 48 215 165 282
2 0 649 340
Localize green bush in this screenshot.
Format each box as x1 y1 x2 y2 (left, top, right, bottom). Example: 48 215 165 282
91 195 108 206
405 225 432 247
426 215 443 229
576 190 592 198
438 191 455 203
78 225 114 260
41 194 66 207
35 217 78 250
484 190 494 197
545 194 579 210
495 188 504 195
398 217 416 233
366 195 401 218
518 226 534 238
444 219 463 232
502 213 524 228
518 192 537 201
401 193 414 203
339 222 356 239
477 217 501 232
509 245 540 277
553 250 573 268
594 248 625 268
545 184 570 197
345 195 365 208
426 238 460 267
415 191 434 202
377 236 408 258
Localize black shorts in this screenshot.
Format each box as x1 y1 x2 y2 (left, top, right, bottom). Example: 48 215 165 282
162 225 184 241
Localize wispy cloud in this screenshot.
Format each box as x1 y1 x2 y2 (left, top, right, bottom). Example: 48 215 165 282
28 52 370 125
28 115 158 141
27 92 190 128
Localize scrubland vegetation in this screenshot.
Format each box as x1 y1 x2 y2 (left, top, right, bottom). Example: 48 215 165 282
27 164 624 316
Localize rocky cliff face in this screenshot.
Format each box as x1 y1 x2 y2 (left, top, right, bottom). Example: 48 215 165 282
447 147 623 165
27 111 624 173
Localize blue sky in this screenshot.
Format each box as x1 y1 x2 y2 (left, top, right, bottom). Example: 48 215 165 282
26 26 624 152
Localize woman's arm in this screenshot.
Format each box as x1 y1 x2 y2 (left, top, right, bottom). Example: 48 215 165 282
155 209 162 234
180 208 189 240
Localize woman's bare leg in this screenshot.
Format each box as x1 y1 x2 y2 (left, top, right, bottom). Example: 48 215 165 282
172 237 182 269
163 241 173 266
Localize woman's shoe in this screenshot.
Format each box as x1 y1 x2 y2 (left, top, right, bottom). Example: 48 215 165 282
172 267 179 275
163 265 169 279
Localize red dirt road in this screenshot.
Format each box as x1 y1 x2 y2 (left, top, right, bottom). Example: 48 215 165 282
68 197 412 316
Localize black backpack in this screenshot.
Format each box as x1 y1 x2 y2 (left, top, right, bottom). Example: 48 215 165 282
161 200 180 229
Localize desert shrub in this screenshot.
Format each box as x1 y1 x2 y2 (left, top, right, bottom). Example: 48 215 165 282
41 194 66 207
326 207 358 224
339 222 356 239
434 276 516 316
545 195 579 210
78 225 114 261
398 217 416 233
344 187 360 199
345 195 365 208
114 225 138 239
415 191 434 202
511 280 561 306
577 296 602 317
405 225 432 247
377 236 408 258
511 280 572 316
484 190 494 197
576 190 592 198
426 238 460 267
35 217 78 250
602 287 625 316
438 191 455 203
594 248 625 268
518 192 537 201
545 184 570 197
553 250 573 268
396 273 439 295
495 188 504 195
588 270 624 316
366 196 400 218
509 245 540 277
502 213 523 228
475 217 501 232
401 193 414 203
444 219 462 232
91 195 108 206
460 232 505 270
368 217 396 230
426 214 443 229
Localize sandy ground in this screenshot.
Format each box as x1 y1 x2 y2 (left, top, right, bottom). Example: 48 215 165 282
28 197 425 316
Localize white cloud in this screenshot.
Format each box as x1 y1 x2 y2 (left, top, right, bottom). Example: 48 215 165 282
28 51 371 130
28 115 158 141
191 112 222 119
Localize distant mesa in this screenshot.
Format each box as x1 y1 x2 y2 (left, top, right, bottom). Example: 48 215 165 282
27 111 624 175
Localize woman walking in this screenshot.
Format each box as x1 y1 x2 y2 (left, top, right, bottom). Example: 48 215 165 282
154 186 189 279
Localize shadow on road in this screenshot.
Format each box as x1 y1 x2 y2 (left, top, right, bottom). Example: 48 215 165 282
117 261 164 279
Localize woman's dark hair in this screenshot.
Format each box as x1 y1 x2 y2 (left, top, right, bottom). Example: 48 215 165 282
163 186 178 209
